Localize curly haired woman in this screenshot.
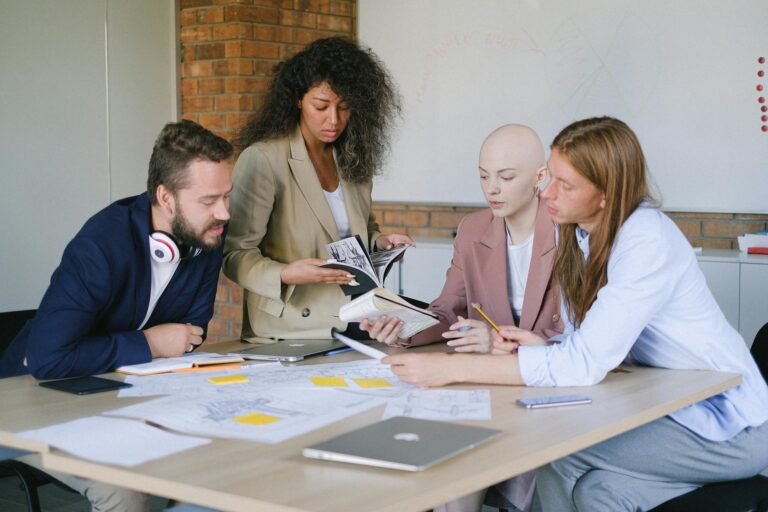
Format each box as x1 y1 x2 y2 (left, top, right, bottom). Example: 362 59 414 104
223 37 412 342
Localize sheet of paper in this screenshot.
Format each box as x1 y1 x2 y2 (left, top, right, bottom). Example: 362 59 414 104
119 359 409 398
17 416 210 467
382 389 492 421
331 330 388 360
118 362 283 397
106 387 389 444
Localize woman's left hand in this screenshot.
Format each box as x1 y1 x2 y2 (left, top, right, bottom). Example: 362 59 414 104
383 353 459 387
376 233 415 250
442 316 492 353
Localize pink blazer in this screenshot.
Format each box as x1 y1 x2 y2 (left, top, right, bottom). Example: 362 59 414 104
410 200 562 510
412 200 563 345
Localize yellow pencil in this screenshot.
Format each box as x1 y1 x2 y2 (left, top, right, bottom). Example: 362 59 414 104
470 302 501 333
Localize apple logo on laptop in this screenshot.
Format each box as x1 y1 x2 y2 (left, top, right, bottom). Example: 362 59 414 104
393 432 420 442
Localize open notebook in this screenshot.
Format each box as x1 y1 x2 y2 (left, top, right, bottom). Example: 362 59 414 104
339 288 439 338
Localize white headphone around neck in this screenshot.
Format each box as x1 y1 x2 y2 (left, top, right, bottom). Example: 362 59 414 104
149 231 201 263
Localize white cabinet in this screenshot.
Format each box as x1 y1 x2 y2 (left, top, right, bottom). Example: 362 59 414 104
398 239 454 303
698 250 768 347
740 263 768 348
699 261 740 332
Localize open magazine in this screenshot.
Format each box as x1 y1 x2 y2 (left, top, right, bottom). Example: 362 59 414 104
322 235 408 295
339 288 439 339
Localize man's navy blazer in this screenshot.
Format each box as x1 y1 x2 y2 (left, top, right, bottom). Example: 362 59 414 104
1 193 224 379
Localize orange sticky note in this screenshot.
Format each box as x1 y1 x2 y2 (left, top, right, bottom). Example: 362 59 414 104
310 376 347 387
208 374 249 385
353 378 392 388
233 412 281 425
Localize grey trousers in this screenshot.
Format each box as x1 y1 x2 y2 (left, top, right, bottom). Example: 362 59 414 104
17 453 149 512
536 417 768 512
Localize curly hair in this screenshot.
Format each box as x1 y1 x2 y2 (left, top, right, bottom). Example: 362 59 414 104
236 37 400 184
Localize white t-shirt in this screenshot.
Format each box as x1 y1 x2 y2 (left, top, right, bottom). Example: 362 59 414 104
138 245 180 330
323 186 351 238
505 231 533 322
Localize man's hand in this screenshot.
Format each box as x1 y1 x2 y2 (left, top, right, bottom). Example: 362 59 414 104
280 258 354 286
144 323 204 358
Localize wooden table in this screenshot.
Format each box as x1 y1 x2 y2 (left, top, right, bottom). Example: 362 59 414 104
0 342 741 512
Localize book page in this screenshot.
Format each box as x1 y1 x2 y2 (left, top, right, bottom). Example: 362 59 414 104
325 235 377 284
370 244 407 284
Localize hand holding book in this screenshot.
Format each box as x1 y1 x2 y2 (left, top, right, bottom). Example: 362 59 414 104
339 288 439 339
279 258 356 286
322 235 412 295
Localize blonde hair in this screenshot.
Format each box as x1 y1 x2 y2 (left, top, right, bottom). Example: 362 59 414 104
552 117 656 326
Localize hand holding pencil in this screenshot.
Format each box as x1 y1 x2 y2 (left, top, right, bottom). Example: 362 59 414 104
490 325 549 354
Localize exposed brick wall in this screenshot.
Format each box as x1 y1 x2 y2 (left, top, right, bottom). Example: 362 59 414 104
373 203 768 250
179 0 356 342
178 1 767 343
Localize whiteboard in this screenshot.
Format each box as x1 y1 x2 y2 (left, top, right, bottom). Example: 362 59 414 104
0 0 177 311
360 0 768 213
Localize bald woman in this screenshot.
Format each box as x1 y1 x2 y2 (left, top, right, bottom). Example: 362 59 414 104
362 124 563 512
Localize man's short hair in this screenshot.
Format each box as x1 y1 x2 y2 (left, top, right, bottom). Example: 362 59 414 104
147 120 233 204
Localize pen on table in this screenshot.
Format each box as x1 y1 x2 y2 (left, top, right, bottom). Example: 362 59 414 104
470 302 501 333
325 347 354 356
173 363 243 373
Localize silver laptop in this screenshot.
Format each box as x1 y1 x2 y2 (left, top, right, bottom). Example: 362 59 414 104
231 338 346 362
303 416 502 471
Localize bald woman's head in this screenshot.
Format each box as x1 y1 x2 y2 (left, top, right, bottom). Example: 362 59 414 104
478 124 546 223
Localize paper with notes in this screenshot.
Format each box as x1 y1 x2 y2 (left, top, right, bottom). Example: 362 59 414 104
382 389 492 421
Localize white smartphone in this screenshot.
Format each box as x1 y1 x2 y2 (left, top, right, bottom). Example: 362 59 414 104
516 395 592 409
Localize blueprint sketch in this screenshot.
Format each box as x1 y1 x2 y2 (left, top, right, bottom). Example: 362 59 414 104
106 386 388 444
383 389 492 421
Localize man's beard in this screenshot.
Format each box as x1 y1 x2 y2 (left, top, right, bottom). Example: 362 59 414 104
170 205 225 252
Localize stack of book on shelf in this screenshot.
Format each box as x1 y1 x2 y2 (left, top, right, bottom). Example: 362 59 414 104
737 232 768 255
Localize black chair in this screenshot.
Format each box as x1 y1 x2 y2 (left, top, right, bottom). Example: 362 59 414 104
0 309 81 512
650 322 768 512
0 309 36 358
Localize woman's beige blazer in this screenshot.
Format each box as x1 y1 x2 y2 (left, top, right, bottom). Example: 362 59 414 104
223 127 380 342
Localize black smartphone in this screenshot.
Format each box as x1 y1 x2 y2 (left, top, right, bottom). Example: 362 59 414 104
39 376 132 395
516 395 592 409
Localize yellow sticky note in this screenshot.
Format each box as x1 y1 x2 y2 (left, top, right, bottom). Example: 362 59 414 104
310 376 347 387
233 412 281 425
208 374 249 385
353 378 393 389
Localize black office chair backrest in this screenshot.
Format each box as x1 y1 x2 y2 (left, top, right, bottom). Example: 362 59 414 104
0 309 36 358
752 322 768 385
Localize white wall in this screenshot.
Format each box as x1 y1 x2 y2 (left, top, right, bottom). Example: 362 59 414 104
360 0 768 214
0 0 178 311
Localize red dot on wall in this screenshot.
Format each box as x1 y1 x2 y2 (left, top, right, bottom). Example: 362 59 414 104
762 125 768 132
760 70 766 77
761 57 766 64
763 106 768 112
760 85 765 92
763 115 768 122
761 97 766 104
